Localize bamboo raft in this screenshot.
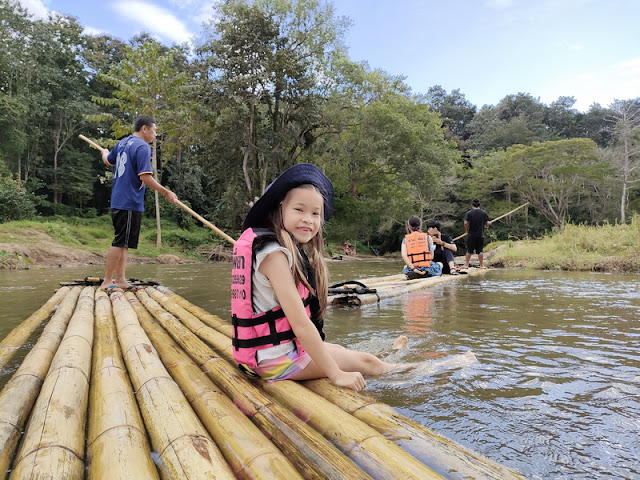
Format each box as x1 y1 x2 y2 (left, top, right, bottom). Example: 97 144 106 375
0 280 523 480
328 269 486 307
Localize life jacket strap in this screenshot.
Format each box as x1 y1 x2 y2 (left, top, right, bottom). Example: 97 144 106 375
232 329 296 349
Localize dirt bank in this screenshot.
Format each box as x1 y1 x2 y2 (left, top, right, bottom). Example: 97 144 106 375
0 229 191 269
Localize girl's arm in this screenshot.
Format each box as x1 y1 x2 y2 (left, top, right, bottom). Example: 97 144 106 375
260 250 365 390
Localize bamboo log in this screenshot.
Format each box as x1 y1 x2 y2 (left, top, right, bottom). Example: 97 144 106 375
0 286 71 371
10 286 95 479
301 381 525 480
124 292 303 480
87 290 159 480
160 289 524 480
108 291 235 480
135 288 371 480
0 287 81 475
143 288 443 480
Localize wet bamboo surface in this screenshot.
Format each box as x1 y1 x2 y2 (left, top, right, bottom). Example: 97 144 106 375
0 281 523 480
328 269 487 307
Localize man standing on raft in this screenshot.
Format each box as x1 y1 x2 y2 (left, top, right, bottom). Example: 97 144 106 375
463 199 489 269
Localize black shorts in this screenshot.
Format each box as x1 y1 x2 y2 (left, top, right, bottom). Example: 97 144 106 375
466 235 484 254
111 209 142 249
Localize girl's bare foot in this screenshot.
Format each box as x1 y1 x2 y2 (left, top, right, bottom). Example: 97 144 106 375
392 335 409 350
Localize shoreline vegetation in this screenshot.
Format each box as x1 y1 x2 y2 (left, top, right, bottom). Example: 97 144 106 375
1 216 639 273
0 215 640 273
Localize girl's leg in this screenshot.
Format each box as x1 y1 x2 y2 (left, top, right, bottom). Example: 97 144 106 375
292 343 397 381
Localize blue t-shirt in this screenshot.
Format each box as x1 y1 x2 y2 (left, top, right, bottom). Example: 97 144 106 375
107 136 153 211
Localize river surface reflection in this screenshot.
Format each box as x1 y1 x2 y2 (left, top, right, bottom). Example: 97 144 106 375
1 262 638 479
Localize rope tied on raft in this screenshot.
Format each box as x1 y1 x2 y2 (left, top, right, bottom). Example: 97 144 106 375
328 280 377 295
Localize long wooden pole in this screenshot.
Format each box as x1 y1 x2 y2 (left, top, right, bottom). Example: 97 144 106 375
79 133 237 246
78 134 108 153
175 200 236 245
452 202 529 242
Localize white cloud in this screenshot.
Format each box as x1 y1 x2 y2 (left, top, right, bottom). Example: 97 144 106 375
83 26 108 36
559 58 640 111
16 0 49 19
112 1 194 45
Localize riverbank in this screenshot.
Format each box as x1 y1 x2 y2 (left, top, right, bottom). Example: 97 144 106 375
487 217 640 273
0 216 223 270
1 216 639 272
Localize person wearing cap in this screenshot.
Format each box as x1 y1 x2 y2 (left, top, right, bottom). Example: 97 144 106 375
426 220 458 274
230 163 407 392
463 199 490 269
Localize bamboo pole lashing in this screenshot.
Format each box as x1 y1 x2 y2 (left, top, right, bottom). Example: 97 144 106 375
135 288 372 480
0 286 82 475
124 292 303 480
0 286 71 372
160 288 524 479
10 286 95 479
87 290 159 480
143 288 443 480
108 291 236 480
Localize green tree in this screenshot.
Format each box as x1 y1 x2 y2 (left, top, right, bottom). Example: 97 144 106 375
503 139 610 226
91 41 194 246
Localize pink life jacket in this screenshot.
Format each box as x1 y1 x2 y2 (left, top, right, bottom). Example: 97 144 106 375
231 228 318 370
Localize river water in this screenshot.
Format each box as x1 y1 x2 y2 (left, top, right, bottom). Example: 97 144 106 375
1 261 638 479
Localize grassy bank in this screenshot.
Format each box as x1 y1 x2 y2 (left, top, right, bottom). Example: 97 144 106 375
488 216 640 272
0 215 227 268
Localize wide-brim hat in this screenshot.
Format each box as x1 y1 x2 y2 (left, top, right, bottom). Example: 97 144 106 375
242 163 335 231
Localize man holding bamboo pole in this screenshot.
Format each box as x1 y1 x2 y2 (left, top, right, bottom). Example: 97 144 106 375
99 115 178 292
463 198 490 269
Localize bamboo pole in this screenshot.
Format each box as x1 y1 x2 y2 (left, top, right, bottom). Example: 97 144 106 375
135 288 371 480
10 286 95 479
78 134 108 153
142 288 443 480
452 202 530 242
301 381 525 480
0 287 81 475
0 286 71 371
124 292 303 480
175 200 236 246
108 291 235 480
160 289 524 479
87 290 159 480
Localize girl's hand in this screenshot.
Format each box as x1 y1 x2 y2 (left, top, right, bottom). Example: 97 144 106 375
330 371 366 391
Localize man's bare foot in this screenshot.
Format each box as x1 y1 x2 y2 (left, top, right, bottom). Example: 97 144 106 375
392 335 409 350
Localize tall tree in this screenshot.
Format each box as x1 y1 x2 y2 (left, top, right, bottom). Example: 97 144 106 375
503 138 609 226
91 41 194 246
606 99 640 223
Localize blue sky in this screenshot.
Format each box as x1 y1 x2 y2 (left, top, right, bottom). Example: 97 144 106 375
18 0 640 111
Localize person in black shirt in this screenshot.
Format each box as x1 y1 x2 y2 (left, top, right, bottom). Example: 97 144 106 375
463 199 490 269
426 220 458 274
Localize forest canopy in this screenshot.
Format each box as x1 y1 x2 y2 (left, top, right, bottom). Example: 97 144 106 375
1 0 638 251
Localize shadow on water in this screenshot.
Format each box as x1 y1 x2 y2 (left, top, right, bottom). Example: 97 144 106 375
1 262 639 479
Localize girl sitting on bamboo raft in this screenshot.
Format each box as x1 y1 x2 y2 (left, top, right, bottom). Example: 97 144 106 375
231 164 407 392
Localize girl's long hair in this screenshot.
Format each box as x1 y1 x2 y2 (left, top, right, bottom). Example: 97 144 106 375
268 185 329 318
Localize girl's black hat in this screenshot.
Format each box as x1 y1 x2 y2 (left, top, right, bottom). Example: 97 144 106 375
241 163 335 231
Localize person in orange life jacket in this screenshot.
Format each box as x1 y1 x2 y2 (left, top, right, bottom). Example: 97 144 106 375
426 220 458 275
232 163 407 392
99 115 178 292
401 216 442 279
